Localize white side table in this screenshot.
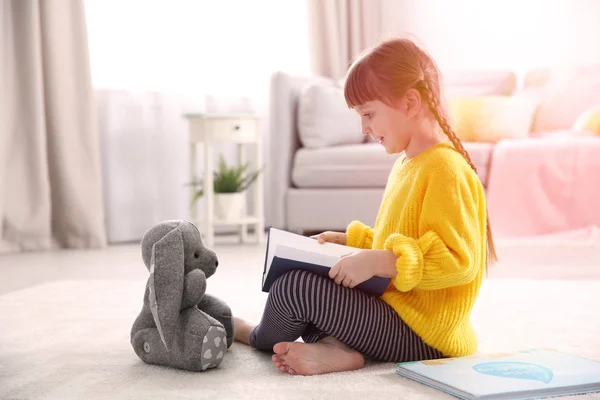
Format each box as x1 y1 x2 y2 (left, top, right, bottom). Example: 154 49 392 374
184 113 265 248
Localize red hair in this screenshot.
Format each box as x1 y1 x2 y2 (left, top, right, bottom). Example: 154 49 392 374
344 38 498 268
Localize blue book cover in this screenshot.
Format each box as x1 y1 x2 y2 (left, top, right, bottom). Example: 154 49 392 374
261 227 390 297
395 348 600 400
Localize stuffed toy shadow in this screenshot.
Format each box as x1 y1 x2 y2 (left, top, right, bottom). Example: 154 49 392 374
130 220 234 372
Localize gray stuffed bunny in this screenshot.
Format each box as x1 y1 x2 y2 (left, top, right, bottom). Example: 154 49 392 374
130 220 234 372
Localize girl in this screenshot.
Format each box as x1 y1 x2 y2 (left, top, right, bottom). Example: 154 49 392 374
233 37 497 376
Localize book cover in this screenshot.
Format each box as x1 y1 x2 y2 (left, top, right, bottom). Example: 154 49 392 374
261 227 391 297
395 348 600 400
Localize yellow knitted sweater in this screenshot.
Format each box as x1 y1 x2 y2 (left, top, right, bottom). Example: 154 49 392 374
345 142 487 357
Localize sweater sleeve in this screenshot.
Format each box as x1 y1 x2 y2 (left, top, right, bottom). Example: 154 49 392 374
383 168 485 292
345 220 374 249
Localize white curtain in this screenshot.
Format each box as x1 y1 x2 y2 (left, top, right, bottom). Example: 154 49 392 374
307 0 383 80
84 0 311 243
1 0 106 253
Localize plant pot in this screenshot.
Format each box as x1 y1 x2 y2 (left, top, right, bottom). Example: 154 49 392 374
214 192 246 222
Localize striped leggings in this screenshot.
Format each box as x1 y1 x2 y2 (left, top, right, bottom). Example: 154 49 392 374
249 270 444 362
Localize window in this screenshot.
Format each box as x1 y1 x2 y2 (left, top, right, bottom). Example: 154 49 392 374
84 0 311 97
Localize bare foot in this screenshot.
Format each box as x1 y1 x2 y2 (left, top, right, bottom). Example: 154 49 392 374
233 317 256 345
272 336 364 376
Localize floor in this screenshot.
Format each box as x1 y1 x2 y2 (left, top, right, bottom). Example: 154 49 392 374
2 235 600 399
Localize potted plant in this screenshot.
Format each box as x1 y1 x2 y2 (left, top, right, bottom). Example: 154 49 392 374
189 154 262 221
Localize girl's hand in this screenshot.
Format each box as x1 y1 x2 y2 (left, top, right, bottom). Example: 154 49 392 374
329 250 397 288
310 231 347 245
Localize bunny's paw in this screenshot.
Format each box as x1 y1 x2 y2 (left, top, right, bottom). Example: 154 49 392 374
200 325 228 371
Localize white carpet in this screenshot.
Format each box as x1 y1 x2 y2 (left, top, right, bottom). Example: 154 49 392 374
1 278 600 400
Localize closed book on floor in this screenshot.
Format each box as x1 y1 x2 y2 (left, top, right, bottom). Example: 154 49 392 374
395 348 600 400
261 227 390 297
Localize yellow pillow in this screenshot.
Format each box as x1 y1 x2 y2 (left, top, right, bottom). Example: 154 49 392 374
446 96 537 143
573 104 600 135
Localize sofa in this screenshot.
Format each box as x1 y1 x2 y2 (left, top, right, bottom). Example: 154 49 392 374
265 67 600 240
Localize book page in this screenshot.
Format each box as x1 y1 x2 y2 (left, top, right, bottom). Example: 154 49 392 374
275 245 341 268
265 228 358 275
270 227 356 255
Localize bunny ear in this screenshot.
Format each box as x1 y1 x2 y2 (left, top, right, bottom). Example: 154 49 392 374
148 227 184 350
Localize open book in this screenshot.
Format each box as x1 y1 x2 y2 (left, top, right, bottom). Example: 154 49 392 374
395 348 600 400
261 227 391 296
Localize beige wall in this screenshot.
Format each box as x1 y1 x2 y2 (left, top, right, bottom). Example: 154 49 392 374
380 0 600 74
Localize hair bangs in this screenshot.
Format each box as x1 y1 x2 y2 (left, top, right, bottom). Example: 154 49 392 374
343 60 383 109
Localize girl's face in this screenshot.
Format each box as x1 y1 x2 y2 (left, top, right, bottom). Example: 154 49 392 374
354 95 418 154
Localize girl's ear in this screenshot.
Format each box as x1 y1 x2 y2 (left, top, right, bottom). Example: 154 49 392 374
404 88 422 118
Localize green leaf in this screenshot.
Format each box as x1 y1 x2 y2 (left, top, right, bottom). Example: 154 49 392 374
187 152 264 199
190 189 204 206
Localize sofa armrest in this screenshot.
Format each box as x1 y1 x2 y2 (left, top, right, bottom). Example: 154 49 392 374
265 71 309 229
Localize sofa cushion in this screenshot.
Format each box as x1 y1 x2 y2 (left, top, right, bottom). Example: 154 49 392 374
529 65 600 133
292 142 494 189
448 96 538 142
292 143 399 188
297 77 363 149
573 104 600 135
